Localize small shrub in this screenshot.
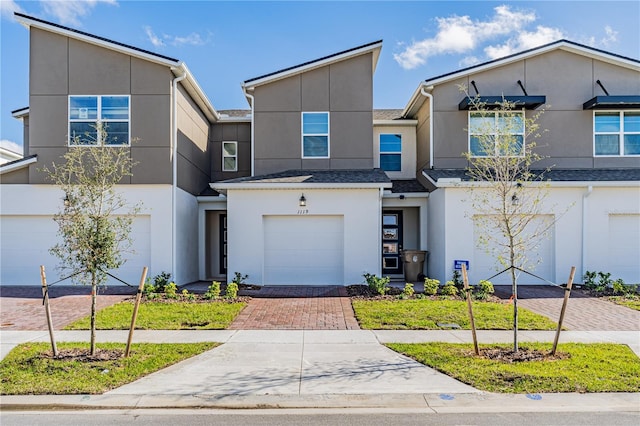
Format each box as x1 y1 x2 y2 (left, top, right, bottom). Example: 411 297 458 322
402 282 415 297
164 282 178 299
231 272 248 285
143 282 156 297
423 278 440 296
598 271 613 289
152 271 172 293
612 278 626 295
225 282 239 299
204 281 221 300
181 289 190 299
363 273 390 296
441 281 458 296
452 270 464 292
583 270 598 290
474 279 494 300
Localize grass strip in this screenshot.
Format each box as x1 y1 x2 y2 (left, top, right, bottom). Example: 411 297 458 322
64 301 246 330
0 342 218 395
352 299 556 330
387 342 640 393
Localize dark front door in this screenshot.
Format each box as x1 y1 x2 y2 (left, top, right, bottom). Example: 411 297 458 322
219 214 227 275
382 210 403 275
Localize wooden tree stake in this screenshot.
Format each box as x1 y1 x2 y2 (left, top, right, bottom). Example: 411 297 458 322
552 266 575 355
462 263 479 355
125 267 148 357
40 265 58 357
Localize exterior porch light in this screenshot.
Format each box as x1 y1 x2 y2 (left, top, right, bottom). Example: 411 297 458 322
299 194 307 207
511 193 519 206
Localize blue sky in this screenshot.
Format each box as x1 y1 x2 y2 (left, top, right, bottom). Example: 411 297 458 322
1 0 639 153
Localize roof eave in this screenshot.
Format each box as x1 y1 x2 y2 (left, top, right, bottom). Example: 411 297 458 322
243 41 383 89
424 40 640 88
0 155 36 175
173 63 221 122
211 182 392 191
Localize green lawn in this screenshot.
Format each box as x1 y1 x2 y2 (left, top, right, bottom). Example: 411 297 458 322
64 300 246 330
352 299 557 330
387 342 640 393
0 342 218 394
608 296 640 311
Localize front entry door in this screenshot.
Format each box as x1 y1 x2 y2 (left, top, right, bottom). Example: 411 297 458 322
382 210 403 275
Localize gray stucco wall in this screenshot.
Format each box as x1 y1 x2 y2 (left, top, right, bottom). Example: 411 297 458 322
253 53 374 175
210 122 251 182
27 28 173 184
426 49 640 170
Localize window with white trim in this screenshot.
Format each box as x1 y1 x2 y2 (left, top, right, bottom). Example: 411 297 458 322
594 111 640 156
469 111 524 157
222 141 238 171
379 134 402 171
69 95 130 146
302 112 329 158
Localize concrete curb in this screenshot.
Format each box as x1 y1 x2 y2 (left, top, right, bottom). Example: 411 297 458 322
2 392 639 412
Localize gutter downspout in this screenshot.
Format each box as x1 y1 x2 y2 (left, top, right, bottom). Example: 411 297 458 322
242 86 255 176
420 85 434 169
172 68 187 283
581 185 593 279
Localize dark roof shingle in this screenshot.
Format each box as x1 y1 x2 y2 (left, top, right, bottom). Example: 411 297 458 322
217 169 391 185
423 168 640 183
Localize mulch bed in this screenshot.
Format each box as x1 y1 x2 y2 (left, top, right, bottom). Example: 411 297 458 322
347 285 504 303
475 347 570 363
43 348 124 362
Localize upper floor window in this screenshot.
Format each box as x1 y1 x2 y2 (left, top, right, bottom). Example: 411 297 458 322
379 134 402 171
69 95 130 146
222 141 238 172
469 111 524 157
594 111 640 156
302 112 329 158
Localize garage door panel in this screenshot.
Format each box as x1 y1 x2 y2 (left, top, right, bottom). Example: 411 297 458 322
609 215 640 283
1 215 151 286
263 215 344 285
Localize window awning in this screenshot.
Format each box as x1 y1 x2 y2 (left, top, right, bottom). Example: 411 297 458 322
458 95 546 111
582 95 640 110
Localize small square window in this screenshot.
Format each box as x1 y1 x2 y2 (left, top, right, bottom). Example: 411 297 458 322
69 95 129 146
594 112 640 156
468 111 524 157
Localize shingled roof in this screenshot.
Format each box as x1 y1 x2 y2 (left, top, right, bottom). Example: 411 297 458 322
217 169 391 185
423 168 640 183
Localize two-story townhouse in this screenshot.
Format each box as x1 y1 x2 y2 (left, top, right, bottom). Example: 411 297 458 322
0 13 225 286
207 42 429 285
1 13 430 286
402 40 640 285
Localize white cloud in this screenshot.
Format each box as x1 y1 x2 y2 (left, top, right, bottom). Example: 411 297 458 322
394 5 537 69
484 25 565 59
145 25 208 48
0 139 23 155
459 56 480 68
584 25 619 49
144 26 165 47
1 0 25 20
40 0 118 26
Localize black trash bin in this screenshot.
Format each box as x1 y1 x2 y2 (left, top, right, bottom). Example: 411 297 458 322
402 250 427 282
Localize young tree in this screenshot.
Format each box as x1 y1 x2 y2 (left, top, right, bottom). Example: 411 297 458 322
44 124 141 355
462 88 553 352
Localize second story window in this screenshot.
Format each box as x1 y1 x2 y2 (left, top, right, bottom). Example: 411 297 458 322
379 134 402 171
222 141 238 172
69 95 130 146
469 111 524 157
302 112 329 158
594 111 640 156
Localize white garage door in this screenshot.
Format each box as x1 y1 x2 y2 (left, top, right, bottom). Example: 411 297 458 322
263 215 344 285
0 215 151 286
473 215 554 285
609 215 640 284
